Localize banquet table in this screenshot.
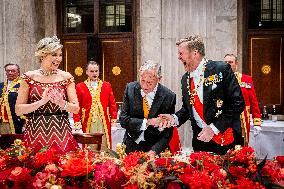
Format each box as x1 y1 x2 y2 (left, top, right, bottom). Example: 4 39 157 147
248 120 284 159
111 125 126 150
110 121 284 159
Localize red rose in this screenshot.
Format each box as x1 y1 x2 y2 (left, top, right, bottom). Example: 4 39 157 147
8 167 32 182
228 166 248 178
60 157 95 177
276 156 284 165
167 181 181 189
155 158 174 167
123 184 139 189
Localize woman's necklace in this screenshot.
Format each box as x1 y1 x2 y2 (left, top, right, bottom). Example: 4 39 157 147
187 60 207 105
39 69 58 76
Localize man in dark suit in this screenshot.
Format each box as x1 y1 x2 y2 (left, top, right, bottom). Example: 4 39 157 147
0 63 25 134
119 60 178 156
160 35 245 155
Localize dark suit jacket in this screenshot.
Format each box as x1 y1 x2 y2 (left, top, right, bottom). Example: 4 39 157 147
176 60 245 137
119 81 176 154
0 80 25 134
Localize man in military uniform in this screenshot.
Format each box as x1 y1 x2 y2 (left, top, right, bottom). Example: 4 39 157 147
224 54 262 146
73 61 117 151
158 36 245 155
0 63 25 134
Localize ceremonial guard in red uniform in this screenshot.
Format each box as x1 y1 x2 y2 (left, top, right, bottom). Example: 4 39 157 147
224 54 261 146
73 61 117 150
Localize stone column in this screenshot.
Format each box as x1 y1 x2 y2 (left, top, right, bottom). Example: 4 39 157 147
0 0 57 78
0 0 4 81
44 0 57 37
139 0 162 67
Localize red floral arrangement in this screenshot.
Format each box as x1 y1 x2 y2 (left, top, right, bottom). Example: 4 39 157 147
0 141 283 189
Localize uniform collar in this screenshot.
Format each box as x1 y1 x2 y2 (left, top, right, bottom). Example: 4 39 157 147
189 58 206 78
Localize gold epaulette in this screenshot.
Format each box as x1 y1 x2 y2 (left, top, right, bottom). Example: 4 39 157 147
253 118 262 126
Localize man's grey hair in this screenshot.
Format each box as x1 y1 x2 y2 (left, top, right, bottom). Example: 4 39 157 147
139 60 162 78
176 35 205 56
224 54 238 61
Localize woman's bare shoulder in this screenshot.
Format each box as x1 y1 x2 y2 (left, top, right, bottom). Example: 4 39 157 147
23 70 39 79
57 70 74 80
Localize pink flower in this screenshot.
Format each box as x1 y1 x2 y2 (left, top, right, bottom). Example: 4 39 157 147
94 160 125 189
44 164 59 174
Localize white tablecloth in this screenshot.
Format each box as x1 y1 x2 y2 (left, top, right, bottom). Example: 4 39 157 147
111 121 284 159
111 126 125 150
249 120 284 159
70 113 284 158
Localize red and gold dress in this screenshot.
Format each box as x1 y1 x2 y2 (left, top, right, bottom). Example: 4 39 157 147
22 74 79 153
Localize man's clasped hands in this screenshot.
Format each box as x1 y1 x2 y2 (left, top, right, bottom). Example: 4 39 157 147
146 114 176 130
147 114 215 144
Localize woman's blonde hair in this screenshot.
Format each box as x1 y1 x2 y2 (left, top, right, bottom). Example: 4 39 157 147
35 36 63 57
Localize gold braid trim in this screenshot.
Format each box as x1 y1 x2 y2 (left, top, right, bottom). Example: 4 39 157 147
81 108 86 125
0 82 8 121
84 79 110 149
240 111 248 146
235 72 242 84
1 77 22 134
236 73 248 146
84 79 93 133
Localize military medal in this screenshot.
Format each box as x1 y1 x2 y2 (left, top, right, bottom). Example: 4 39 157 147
189 89 197 105
216 99 223 108
187 60 207 105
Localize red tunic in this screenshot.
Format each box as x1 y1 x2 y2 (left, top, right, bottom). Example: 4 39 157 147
236 73 261 145
73 79 117 148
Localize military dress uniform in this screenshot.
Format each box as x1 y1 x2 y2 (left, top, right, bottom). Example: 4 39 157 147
0 77 25 134
235 72 261 146
175 60 245 155
73 79 117 150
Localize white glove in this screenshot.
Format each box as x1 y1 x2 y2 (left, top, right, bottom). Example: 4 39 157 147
253 126 262 136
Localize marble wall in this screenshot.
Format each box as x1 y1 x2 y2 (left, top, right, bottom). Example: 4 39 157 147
0 0 56 81
139 0 240 149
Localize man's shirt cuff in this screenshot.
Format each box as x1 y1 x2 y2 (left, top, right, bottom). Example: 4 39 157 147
172 114 179 126
135 119 147 143
209 123 219 134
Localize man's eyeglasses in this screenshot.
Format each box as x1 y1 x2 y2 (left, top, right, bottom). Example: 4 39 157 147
225 61 234 64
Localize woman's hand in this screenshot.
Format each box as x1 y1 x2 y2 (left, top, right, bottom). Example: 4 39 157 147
41 87 51 105
48 88 66 108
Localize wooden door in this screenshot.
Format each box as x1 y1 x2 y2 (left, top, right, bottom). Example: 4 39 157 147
62 37 88 83
248 35 283 107
100 37 134 103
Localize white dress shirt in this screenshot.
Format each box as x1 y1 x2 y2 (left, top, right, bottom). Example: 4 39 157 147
90 80 98 90
135 84 158 143
174 58 219 134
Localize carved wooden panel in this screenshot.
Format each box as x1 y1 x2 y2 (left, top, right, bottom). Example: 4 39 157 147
248 36 283 107
62 38 88 84
100 38 134 103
